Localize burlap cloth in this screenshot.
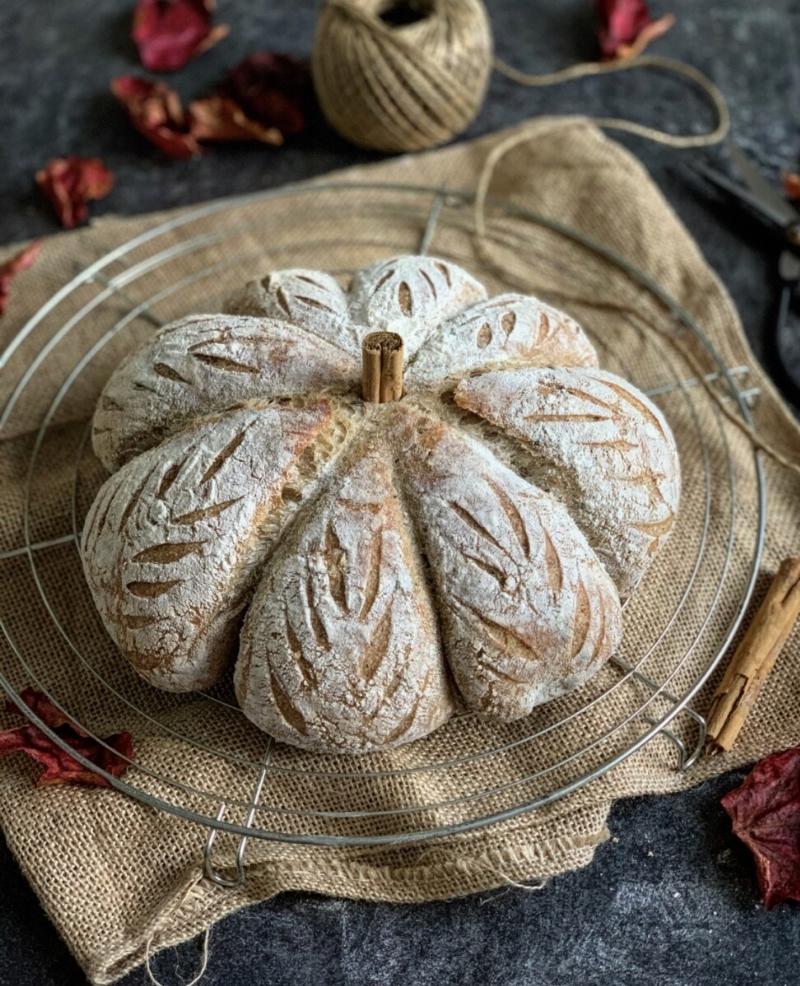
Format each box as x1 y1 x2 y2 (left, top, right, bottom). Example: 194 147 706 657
1 119 799 984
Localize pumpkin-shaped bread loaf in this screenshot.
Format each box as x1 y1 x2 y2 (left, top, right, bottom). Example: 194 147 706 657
82 256 680 754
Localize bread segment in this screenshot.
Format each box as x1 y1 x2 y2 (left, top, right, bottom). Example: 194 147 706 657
347 255 486 357
236 437 454 753
92 314 358 470
395 407 622 720
454 366 680 595
82 399 337 692
224 268 363 355
408 293 598 388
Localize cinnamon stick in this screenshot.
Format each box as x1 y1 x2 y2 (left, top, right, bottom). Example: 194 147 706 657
362 331 404 403
705 557 800 755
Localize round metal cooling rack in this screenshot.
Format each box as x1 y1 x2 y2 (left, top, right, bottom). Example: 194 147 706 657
0 181 766 858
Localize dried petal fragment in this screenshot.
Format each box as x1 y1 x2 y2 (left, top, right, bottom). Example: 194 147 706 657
188 96 283 146
35 157 114 229
595 0 675 61
783 172 800 202
132 0 229 73
0 242 42 317
112 75 200 159
721 745 800 909
0 688 133 787
222 53 311 137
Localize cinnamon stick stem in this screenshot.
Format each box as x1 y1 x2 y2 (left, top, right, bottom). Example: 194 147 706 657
362 332 404 403
705 557 800 755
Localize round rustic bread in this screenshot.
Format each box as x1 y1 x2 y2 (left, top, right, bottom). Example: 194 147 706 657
82 256 680 754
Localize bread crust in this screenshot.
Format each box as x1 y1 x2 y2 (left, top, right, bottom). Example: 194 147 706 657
82 255 680 753
92 314 358 471
82 399 340 691
236 434 455 753
408 293 598 389
394 406 622 719
454 367 680 595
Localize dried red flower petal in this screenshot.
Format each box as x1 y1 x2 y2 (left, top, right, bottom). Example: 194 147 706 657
112 75 201 159
188 95 284 146
35 157 114 229
721 745 800 909
132 0 229 73
0 241 42 317
0 688 133 788
783 172 800 202
221 53 311 138
595 0 675 61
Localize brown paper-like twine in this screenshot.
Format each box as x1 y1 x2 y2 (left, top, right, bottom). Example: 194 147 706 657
2 120 800 985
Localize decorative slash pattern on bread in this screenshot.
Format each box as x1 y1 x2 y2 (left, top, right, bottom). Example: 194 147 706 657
93 314 359 470
82 399 341 691
454 367 680 595
83 255 680 754
347 256 487 357
396 407 622 719
236 437 454 753
407 293 599 388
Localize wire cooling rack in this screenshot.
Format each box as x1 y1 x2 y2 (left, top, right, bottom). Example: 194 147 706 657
0 181 766 871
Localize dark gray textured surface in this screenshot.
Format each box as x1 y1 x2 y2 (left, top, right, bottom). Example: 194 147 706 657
1 1 800 984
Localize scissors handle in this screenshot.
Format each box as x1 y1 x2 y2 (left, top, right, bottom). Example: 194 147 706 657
770 274 800 407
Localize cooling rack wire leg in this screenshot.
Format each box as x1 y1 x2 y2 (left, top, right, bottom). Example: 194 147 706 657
645 364 760 406
418 188 457 256
613 657 707 771
203 747 272 888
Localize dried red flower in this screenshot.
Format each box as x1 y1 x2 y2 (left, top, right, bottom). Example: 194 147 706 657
0 688 133 788
221 53 311 137
595 0 675 60
722 745 800 909
35 157 114 229
113 74 295 157
188 95 284 146
112 75 201 159
0 242 42 317
783 172 800 202
132 0 229 73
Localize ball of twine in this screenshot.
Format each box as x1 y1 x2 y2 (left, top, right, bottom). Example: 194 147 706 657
311 0 493 153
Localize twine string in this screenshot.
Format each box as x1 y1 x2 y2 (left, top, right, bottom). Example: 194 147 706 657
493 52 731 149
143 872 212 986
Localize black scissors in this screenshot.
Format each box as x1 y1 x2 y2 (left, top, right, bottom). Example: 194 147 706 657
688 144 800 405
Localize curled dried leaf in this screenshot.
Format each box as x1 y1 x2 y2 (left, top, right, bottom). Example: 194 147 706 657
0 241 42 317
221 53 312 137
595 0 675 61
0 688 133 788
721 745 800 909
112 75 201 159
35 157 114 229
132 0 229 73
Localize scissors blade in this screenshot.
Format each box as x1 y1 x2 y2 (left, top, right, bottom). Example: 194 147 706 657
687 161 782 224
729 143 800 228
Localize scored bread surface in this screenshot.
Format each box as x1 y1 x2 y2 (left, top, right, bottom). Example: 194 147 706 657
236 434 455 753
83 256 681 754
454 367 680 596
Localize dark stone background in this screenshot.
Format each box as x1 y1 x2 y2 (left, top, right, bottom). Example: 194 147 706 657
1 1 799 983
